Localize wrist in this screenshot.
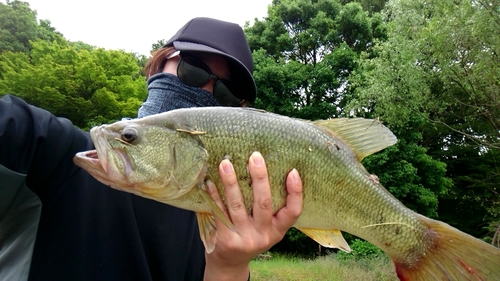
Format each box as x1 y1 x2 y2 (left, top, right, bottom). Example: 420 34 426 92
203 260 250 281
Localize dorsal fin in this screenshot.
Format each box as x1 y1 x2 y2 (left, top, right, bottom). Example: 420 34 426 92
312 118 397 162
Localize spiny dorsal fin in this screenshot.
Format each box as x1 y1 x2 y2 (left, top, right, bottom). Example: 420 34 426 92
312 118 397 162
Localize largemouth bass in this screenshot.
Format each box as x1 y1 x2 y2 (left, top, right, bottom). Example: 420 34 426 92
74 107 500 280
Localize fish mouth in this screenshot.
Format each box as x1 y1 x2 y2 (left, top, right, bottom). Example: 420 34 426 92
79 150 99 161
74 148 144 198
74 149 101 169
73 149 116 187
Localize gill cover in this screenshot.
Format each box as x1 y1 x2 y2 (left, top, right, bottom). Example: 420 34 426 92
97 120 209 201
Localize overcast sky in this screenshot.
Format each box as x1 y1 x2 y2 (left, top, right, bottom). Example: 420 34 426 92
9 0 272 56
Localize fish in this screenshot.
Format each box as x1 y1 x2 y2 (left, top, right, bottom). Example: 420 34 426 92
73 107 500 280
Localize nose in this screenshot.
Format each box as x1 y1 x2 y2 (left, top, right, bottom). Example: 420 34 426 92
200 77 217 94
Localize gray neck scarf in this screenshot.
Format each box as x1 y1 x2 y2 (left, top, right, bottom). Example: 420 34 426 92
137 73 220 118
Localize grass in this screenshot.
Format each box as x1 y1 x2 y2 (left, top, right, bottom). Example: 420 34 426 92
249 253 399 281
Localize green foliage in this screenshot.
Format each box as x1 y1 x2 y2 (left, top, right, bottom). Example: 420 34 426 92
246 0 386 119
0 1 63 53
151 39 167 53
248 0 455 254
358 115 453 217
0 39 147 129
271 228 319 257
339 0 387 15
363 142 450 218
348 0 500 240
337 2 373 52
2 0 496 256
437 144 500 238
37 19 63 42
0 0 38 53
135 53 150 69
336 239 385 261
249 3 455 257
350 0 500 150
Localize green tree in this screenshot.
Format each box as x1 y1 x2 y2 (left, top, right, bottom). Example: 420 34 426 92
350 0 500 150
245 0 385 120
362 116 452 218
0 1 63 53
38 19 64 42
0 39 147 129
0 0 38 53
340 0 388 15
151 39 167 53
437 142 500 239
245 0 452 254
349 0 500 239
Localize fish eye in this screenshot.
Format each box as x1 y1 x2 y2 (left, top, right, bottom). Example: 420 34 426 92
121 127 138 143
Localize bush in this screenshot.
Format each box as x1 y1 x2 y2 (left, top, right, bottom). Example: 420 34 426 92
336 239 385 262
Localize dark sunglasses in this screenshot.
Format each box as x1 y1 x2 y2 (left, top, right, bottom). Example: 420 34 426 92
167 51 243 106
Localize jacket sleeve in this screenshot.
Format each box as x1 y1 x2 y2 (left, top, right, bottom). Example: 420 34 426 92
0 164 41 281
0 94 91 196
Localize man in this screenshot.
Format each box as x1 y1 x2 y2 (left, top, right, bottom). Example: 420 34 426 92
0 17 303 280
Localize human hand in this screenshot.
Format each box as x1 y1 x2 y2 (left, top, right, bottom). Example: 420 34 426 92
203 151 303 281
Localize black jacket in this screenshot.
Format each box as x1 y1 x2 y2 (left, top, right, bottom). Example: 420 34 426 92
0 95 205 280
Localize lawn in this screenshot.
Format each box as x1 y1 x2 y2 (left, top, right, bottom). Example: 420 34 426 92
249 253 399 281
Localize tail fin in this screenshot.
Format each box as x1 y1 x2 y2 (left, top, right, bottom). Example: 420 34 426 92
394 215 500 281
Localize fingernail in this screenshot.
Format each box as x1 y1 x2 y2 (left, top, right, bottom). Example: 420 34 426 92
221 159 234 174
290 168 300 183
251 151 264 167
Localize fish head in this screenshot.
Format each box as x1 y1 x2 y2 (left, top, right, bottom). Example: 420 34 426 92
74 118 209 202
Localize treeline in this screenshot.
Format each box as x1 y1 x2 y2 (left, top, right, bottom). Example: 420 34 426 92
1 0 498 255
0 0 148 130
243 0 499 254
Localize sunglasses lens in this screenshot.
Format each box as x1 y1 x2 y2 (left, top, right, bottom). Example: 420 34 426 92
177 57 211 87
214 80 242 106
177 55 242 106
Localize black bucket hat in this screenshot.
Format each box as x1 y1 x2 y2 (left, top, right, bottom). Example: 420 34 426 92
164 17 256 103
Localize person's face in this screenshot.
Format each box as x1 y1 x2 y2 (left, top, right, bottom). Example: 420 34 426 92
162 53 230 94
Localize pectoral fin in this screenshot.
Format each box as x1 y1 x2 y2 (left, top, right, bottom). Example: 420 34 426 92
297 227 352 252
198 183 236 231
196 183 237 253
196 212 217 253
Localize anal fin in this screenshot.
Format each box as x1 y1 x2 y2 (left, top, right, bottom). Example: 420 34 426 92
297 227 352 252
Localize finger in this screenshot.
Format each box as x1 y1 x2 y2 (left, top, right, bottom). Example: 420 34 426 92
205 179 228 216
274 168 303 233
248 151 273 231
218 159 249 226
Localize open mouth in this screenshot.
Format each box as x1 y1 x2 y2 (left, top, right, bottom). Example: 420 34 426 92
73 149 118 187
73 149 107 175
74 150 100 164
84 150 99 160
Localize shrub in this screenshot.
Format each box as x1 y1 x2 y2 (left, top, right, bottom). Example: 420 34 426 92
336 239 385 261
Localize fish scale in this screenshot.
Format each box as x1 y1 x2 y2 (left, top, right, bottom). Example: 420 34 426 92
74 107 500 280
183 109 425 259
170 109 480 264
